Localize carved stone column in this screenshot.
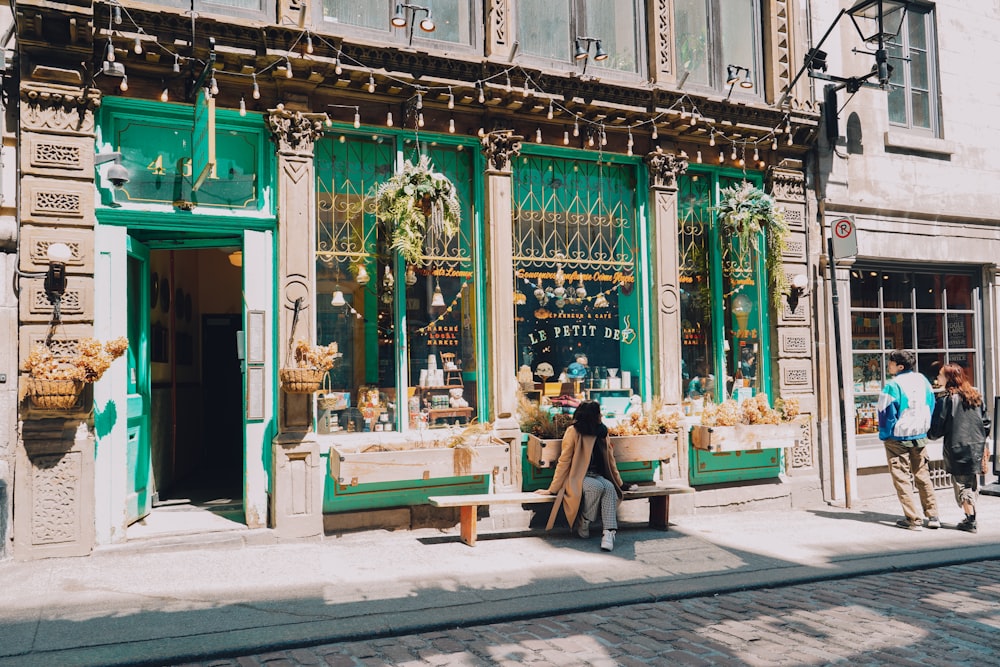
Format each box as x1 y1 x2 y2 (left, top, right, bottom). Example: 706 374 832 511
486 0 516 60
647 0 677 85
482 131 522 492
645 150 687 484
266 107 325 538
14 81 101 559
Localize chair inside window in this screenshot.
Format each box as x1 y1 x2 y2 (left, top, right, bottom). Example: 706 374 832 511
440 352 463 386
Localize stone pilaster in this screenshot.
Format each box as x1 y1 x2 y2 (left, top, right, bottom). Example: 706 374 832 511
486 0 514 60
647 0 676 84
481 131 522 492
266 107 325 434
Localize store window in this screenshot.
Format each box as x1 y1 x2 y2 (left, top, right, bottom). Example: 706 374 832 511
673 0 762 95
887 5 939 136
850 268 980 438
518 0 643 74
512 153 642 414
315 134 479 433
678 170 769 411
320 0 475 47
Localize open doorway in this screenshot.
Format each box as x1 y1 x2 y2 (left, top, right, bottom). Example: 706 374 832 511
129 245 246 538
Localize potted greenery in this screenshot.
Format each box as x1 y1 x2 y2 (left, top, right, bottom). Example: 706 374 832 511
716 181 790 312
279 340 341 394
373 154 461 264
691 393 801 453
22 337 129 409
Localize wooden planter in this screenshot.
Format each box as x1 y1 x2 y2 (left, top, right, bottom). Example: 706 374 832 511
26 378 85 410
690 423 799 453
526 433 678 469
329 442 510 486
279 368 325 394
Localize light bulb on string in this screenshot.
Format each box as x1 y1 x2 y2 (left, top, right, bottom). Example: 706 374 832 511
173 55 181 73
324 115 332 127
251 73 260 99
417 112 424 127
696 150 702 163
505 71 511 92
160 87 169 103
210 76 219 96
119 75 128 92
690 114 697 127
354 108 361 128
651 123 658 140
133 35 143 55
106 40 115 63
305 33 314 54
113 4 122 24
588 132 595 147
477 81 485 104
753 146 760 161
731 145 737 161
447 87 454 109
477 127 485 137
285 58 293 78
719 150 725 164
416 92 422 109
386 110 393 127
601 128 607 146
448 117 455 133
563 130 570 145
535 128 542 143
626 129 634 156
239 96 246 116
787 131 793 146
522 79 531 97
368 74 376 93
334 55 342 75
573 118 580 137
772 137 778 151
547 101 554 120
709 132 715 147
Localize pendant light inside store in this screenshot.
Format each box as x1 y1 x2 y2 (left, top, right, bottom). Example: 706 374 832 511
431 280 445 307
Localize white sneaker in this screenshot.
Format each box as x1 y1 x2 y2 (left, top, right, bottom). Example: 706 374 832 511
576 518 590 539
601 530 615 551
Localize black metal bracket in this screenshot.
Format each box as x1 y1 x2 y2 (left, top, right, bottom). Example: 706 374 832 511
187 37 216 102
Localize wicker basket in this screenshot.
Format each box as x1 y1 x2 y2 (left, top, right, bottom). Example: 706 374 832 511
279 368 325 394
27 378 85 409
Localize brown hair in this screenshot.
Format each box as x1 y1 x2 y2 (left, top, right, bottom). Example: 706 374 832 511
940 363 983 408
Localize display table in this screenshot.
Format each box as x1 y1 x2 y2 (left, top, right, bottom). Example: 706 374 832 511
428 406 474 424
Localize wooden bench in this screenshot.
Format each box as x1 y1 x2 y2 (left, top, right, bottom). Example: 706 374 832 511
428 484 695 546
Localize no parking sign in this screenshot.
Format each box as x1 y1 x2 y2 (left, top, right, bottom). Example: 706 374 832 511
831 217 858 259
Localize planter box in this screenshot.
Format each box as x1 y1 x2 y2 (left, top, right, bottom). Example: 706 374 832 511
526 433 677 469
329 442 510 486
690 423 799 453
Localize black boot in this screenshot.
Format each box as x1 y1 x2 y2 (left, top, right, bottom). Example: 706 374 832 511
957 514 978 533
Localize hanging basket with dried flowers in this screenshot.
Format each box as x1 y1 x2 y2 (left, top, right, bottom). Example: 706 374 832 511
279 340 341 394
22 337 129 409
373 155 461 264
715 181 790 312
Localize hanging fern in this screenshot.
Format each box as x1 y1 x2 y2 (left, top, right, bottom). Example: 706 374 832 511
715 181 790 312
373 155 461 264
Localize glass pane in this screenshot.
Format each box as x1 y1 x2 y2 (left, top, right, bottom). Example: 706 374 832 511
909 49 928 90
850 270 881 308
947 351 977 386
422 0 470 44
323 0 390 29
678 174 715 406
945 274 973 309
720 0 758 92
910 90 930 129
519 0 570 60
584 0 639 73
887 85 907 125
854 394 880 435
673 0 710 86
915 313 942 349
884 311 912 350
881 272 911 308
908 11 927 50
947 313 974 349
917 352 945 388
854 353 883 394
852 311 881 349
203 0 261 10
914 273 941 309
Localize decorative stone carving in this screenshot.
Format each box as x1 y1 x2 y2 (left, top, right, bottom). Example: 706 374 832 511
490 0 509 48
783 231 806 261
19 277 93 323
778 358 813 394
22 134 92 177
652 0 673 80
19 226 91 273
19 82 100 135
763 0 793 103
645 149 688 189
18 324 93 365
267 107 326 154
21 176 93 225
778 327 812 358
790 417 814 469
767 166 806 203
779 293 809 325
481 131 522 173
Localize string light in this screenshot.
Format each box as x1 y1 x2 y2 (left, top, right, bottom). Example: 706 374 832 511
386 110 394 126
547 100 554 120
305 33 314 54
696 150 703 163
690 113 697 127
505 71 511 92
133 35 142 55
718 149 725 163
354 108 361 128
324 115 331 127
119 75 128 92
563 130 570 145
417 112 424 127
448 117 455 133
112 4 122 24
477 81 485 103
522 78 531 97
477 127 485 137
651 123 658 140
173 55 180 73
368 74 376 92
731 145 737 161
787 130 794 146
239 96 246 116
535 128 542 143
709 132 715 147
251 73 260 100
753 146 760 161
772 137 778 151
160 86 169 103
285 58 293 78
416 91 423 109
210 76 219 96
334 54 343 75
626 128 634 156
447 87 454 109
106 40 115 63
588 132 595 147
601 127 608 146
573 118 580 137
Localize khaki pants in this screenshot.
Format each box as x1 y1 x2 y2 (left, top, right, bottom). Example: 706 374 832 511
884 439 939 522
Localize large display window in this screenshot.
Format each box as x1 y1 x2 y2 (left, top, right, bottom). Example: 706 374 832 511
512 151 644 414
315 133 480 433
850 268 981 439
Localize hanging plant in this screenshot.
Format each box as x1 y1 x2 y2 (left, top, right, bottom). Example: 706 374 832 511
715 181 790 312
373 155 461 264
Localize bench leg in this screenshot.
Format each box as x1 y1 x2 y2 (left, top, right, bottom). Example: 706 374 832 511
648 496 670 530
459 505 478 546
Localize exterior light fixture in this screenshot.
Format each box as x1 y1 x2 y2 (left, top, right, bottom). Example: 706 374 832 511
390 3 435 44
44 243 72 304
725 65 753 99
786 273 810 313
95 150 130 189
574 36 609 64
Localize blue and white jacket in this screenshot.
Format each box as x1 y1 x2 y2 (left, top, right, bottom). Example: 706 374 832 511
877 369 935 442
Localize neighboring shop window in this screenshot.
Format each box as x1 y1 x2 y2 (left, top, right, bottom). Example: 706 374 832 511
673 0 762 95
518 0 643 73
315 134 478 433
850 269 980 437
512 153 641 415
678 170 768 412
321 0 473 46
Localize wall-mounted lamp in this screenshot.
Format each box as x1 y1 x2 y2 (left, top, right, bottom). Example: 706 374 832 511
44 243 72 306
725 65 753 99
574 36 608 70
390 3 435 44
95 151 130 189
786 273 810 313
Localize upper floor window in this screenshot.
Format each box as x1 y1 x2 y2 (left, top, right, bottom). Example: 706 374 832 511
887 5 939 135
673 0 761 95
321 0 475 48
152 0 269 22
517 0 643 75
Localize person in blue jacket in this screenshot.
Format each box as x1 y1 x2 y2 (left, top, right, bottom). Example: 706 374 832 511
877 349 940 530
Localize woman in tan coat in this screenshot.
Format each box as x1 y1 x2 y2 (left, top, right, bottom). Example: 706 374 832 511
535 400 630 551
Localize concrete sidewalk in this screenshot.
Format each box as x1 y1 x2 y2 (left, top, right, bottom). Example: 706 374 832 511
3 494 1000 667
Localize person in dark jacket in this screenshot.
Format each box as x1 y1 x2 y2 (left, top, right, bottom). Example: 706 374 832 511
928 363 987 533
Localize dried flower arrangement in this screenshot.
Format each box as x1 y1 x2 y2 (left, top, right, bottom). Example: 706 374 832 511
280 339 341 394
609 400 683 436
715 181 790 311
517 393 574 439
700 393 800 427
373 155 461 264
22 337 129 409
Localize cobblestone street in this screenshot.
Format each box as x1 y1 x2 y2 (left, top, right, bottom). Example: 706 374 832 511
181 559 1000 666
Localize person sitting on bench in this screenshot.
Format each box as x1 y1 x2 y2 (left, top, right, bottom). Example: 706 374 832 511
534 400 636 552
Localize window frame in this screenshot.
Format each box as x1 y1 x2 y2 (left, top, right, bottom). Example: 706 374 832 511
672 0 764 98
148 0 272 23
886 4 940 137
